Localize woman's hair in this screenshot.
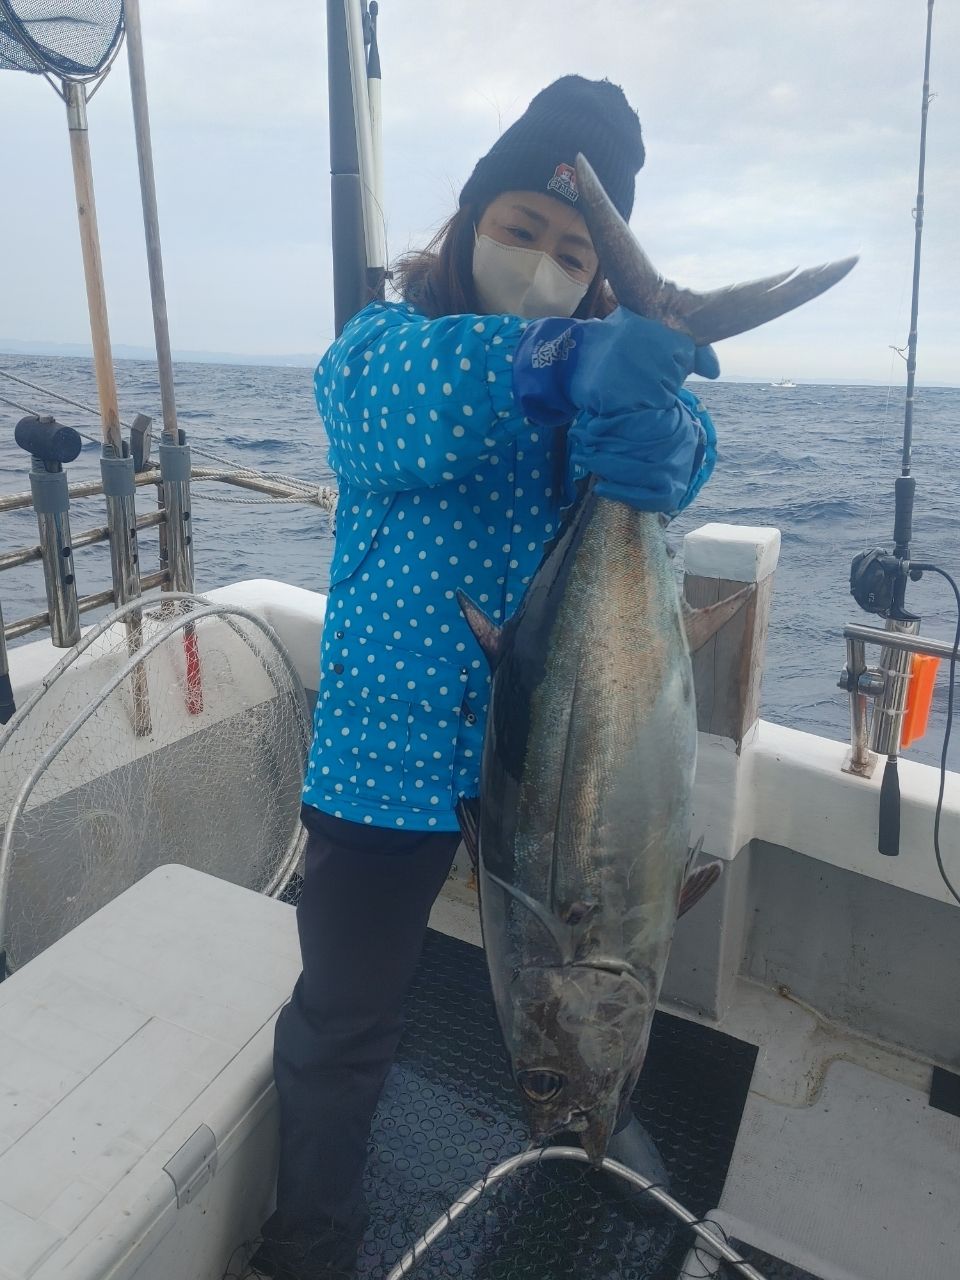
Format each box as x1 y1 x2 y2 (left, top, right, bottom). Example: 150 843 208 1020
391 202 615 321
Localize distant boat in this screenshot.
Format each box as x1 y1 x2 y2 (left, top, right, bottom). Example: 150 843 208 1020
771 377 797 388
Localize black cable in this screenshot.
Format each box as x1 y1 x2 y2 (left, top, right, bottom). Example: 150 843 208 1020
914 564 960 906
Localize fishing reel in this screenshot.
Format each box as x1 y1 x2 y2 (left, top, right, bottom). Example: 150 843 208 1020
849 549 922 622
849 476 923 622
842 480 936 857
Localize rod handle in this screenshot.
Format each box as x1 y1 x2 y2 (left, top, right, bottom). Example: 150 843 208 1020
0 674 14 726
893 475 916 557
14 416 83 465
878 757 901 856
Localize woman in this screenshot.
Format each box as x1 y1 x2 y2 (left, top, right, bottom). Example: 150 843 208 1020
252 75 718 1280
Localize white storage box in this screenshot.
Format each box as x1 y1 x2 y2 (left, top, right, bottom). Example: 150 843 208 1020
0 865 301 1280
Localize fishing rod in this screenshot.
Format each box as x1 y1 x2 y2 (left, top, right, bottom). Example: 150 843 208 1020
846 0 959 879
327 0 387 335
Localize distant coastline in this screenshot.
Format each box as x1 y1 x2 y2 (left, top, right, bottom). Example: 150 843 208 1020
0 339 956 388
0 339 322 370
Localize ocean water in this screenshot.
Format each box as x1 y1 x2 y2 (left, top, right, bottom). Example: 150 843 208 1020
1 355 958 772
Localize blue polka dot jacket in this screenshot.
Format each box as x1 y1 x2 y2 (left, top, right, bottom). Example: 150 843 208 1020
303 300 711 833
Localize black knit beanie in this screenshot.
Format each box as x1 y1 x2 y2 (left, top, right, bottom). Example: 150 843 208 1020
459 75 644 221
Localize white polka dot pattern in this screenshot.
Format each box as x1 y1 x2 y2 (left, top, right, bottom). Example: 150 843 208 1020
303 301 574 831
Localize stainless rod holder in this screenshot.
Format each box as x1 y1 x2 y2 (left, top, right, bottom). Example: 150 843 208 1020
870 618 921 757
842 637 877 778
839 618 954 782
158 433 194 593
28 459 81 648
100 449 142 606
100 448 151 735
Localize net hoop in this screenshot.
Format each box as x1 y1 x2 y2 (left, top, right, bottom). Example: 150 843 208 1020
0 0 125 81
0 594 311 970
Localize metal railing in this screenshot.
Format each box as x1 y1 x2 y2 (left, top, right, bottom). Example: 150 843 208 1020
2 455 336 647
839 621 960 778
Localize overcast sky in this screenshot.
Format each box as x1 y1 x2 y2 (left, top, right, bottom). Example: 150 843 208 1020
1 1 957 382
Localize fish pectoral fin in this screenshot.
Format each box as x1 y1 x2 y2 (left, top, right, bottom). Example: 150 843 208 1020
485 871 584 965
684 834 705 880
455 795 480 869
456 591 504 669
678 859 723 917
681 585 755 652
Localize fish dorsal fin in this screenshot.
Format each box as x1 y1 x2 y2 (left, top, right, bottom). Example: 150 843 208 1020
678 858 723 918
456 795 480 869
456 590 504 669
681 584 755 653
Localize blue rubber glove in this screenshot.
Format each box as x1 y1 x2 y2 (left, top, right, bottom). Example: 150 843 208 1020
675 389 718 511
513 307 719 513
512 306 720 428
568 388 716 513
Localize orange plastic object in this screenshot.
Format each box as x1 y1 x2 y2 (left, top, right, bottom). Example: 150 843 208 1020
901 653 940 749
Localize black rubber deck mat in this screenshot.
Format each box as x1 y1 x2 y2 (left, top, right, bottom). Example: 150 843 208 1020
733 1243 823 1280
930 1066 960 1119
358 928 758 1279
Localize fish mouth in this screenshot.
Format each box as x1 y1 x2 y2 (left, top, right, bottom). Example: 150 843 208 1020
532 1106 618 1166
563 958 656 1001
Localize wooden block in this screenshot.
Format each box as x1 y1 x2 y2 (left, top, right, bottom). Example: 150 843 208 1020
682 525 780 747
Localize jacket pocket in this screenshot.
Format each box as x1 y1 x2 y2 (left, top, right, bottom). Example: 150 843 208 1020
320 634 468 813
327 490 395 587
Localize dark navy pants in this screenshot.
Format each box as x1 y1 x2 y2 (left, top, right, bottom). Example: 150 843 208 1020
255 806 461 1279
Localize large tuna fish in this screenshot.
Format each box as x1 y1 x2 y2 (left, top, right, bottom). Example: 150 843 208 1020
457 155 856 1162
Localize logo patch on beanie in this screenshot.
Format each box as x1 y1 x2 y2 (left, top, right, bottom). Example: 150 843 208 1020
547 162 578 204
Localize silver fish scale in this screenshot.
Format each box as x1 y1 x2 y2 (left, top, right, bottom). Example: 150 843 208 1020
507 501 695 978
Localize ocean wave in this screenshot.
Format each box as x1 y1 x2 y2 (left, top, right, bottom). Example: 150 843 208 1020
220 434 299 453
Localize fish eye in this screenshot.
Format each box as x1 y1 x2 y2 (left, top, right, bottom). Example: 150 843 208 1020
517 1069 565 1103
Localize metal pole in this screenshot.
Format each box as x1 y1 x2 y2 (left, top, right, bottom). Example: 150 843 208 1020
347 0 385 288
122 0 178 446
842 637 876 778
366 0 386 295
328 0 369 333
123 0 195 623
844 621 960 662
0 509 166 574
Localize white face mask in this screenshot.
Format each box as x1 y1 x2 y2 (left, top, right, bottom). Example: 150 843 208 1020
472 234 590 319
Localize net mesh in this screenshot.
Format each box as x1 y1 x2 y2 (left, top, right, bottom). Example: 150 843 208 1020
0 0 124 77
0 596 310 973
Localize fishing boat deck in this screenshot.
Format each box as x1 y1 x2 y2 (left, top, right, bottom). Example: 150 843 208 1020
2 577 959 1280
429 874 960 1280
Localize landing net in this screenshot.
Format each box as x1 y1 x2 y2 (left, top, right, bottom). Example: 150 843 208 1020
0 594 310 974
0 0 124 78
